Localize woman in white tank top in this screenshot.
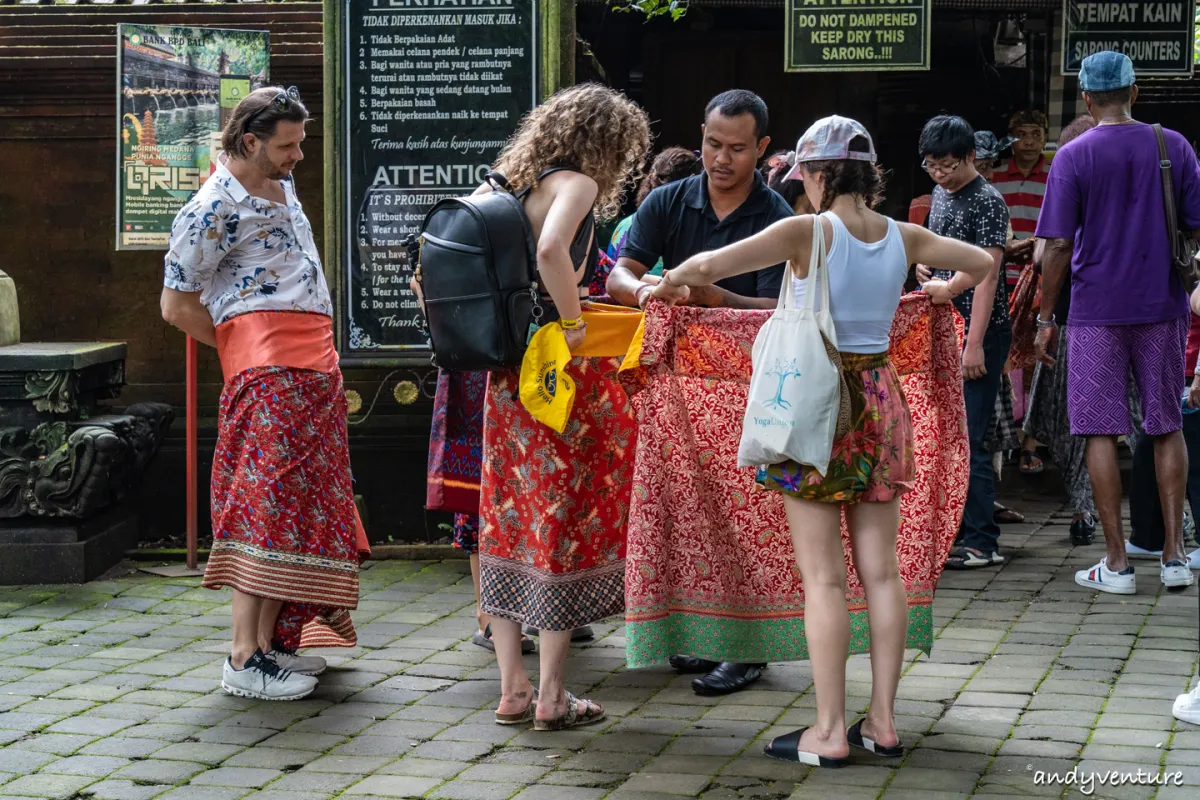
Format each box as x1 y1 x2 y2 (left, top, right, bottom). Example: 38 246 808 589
654 116 993 768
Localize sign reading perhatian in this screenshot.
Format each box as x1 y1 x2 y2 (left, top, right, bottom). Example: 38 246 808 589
1063 0 1196 76
343 0 537 354
785 0 930 72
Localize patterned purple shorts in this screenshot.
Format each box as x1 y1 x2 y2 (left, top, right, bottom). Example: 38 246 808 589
1067 316 1188 437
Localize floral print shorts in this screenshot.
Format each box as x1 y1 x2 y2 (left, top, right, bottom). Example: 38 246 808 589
757 351 916 504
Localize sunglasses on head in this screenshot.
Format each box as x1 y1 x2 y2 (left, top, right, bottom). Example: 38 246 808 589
244 86 301 132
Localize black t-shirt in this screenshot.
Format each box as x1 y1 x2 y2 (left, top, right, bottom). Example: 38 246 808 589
1054 271 1073 326
928 176 1012 335
619 172 794 299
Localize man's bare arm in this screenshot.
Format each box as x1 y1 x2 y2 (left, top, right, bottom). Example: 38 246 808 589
161 288 217 348
1037 239 1071 322
606 257 652 308
697 286 776 309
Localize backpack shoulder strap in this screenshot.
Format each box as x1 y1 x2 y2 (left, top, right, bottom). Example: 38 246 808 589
513 167 580 201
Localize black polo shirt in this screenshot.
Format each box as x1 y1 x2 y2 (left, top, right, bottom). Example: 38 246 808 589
619 172 793 299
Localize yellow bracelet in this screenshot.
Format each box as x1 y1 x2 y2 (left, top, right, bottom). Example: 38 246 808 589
560 316 584 329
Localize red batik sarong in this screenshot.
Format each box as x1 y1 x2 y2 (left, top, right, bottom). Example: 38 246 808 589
203 312 368 650
619 295 967 668
478 307 641 631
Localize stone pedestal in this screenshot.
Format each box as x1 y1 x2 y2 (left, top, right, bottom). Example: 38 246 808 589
0 507 139 585
0 342 173 584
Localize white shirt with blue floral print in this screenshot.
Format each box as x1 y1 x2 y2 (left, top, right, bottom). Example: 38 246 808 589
163 161 332 326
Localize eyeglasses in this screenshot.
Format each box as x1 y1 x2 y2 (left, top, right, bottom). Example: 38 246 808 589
921 159 961 177
243 86 301 131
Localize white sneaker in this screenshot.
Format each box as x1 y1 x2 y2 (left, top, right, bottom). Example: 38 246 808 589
266 648 327 676
222 650 318 701
1187 547 1200 570
1161 559 1194 589
1125 540 1162 557
1075 559 1136 595
1174 682 1200 726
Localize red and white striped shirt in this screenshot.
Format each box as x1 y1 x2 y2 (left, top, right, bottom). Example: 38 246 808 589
992 157 1048 286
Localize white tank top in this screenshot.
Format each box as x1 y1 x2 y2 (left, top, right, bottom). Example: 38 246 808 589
791 212 908 354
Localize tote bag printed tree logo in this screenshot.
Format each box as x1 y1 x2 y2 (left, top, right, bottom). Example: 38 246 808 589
764 358 802 411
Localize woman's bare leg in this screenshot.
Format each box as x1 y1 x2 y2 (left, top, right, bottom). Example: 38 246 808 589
535 630 578 721
782 495 850 759
845 499 904 748
491 617 534 715
470 553 487 633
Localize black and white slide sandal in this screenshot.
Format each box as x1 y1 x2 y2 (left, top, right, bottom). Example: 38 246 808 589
847 719 904 757
763 727 850 768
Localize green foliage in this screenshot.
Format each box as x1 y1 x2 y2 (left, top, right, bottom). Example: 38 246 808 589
612 0 688 22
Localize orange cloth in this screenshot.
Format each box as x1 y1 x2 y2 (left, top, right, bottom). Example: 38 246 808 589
572 302 644 358
214 311 338 383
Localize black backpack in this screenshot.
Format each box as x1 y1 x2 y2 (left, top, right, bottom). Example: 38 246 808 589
411 170 574 370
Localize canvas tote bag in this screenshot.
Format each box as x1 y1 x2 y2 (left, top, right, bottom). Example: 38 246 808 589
737 213 848 475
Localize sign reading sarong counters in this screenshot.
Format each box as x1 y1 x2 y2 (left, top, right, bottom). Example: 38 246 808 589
1063 0 1196 77
341 0 537 356
785 0 930 72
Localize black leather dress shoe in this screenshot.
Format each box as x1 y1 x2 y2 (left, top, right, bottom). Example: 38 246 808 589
668 655 720 674
692 662 766 696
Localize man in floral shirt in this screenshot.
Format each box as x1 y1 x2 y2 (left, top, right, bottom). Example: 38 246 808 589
160 87 367 702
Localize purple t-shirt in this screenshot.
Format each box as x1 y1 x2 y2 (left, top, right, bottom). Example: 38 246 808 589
1035 122 1200 326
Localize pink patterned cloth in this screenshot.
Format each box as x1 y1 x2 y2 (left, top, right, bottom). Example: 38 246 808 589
618 295 968 668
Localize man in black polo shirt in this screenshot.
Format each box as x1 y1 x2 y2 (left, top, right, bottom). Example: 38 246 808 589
607 89 793 696
607 89 793 312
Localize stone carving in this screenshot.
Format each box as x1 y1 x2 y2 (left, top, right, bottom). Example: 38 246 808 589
25 370 78 414
0 402 173 519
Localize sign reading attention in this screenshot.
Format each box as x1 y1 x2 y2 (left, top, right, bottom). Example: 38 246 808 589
342 0 538 355
1063 0 1196 76
785 0 930 72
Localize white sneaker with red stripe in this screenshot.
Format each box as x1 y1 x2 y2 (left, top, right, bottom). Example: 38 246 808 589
1075 559 1136 595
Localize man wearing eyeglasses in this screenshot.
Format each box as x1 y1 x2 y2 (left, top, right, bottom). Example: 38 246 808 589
917 115 1012 571
160 87 368 702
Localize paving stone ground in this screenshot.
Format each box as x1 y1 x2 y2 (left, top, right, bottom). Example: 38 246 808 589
2 493 1199 800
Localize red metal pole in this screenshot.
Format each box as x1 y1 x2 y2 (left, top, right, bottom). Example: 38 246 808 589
186 335 198 571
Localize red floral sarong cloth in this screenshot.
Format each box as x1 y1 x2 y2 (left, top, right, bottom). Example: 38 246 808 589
1006 261 1040 376
478 355 637 631
619 294 967 668
203 365 366 650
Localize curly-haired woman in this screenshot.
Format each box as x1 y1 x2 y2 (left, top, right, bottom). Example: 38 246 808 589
476 83 650 731
654 116 993 766
606 146 702 275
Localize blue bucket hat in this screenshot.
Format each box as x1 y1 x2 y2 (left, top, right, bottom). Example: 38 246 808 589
1079 51 1135 92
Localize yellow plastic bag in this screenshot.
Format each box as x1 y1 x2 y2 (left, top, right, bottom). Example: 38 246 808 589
519 322 576 433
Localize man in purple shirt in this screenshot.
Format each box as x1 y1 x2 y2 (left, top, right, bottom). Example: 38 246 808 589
1035 51 1200 594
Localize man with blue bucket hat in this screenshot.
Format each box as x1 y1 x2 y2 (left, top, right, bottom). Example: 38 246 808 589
1035 49 1200 598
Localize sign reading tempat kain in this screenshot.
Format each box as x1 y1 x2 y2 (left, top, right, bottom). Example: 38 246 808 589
785 0 930 72
342 0 537 354
1063 0 1196 76
116 25 269 250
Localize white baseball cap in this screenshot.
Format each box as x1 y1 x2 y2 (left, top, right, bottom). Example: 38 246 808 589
783 115 876 181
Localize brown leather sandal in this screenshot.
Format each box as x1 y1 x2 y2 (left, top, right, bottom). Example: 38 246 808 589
494 689 537 725
533 692 605 731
